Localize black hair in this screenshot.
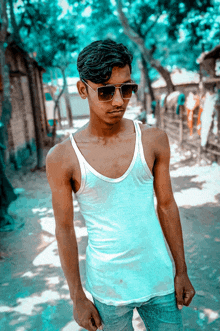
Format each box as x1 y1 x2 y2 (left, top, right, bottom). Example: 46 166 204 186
77 39 133 84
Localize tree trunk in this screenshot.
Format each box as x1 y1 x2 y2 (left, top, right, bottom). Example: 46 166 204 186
54 69 63 128
141 54 155 102
50 69 63 129
51 76 66 146
16 54 31 154
61 68 73 128
0 0 11 154
39 71 49 134
137 59 145 105
152 62 175 94
0 45 17 168
116 0 175 94
0 42 12 157
57 103 62 128
25 59 44 168
0 0 18 230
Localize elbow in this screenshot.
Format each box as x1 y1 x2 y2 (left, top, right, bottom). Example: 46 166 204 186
157 197 177 211
55 225 75 240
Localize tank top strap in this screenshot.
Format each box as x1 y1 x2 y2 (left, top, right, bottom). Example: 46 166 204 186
133 120 142 136
133 120 153 179
69 133 86 195
133 120 143 154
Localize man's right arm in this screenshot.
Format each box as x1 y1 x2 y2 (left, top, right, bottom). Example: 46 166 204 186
46 143 103 331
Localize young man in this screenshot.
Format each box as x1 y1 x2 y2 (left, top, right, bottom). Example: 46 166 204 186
46 39 195 331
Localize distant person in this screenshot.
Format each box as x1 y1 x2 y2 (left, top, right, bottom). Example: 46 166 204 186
46 39 195 331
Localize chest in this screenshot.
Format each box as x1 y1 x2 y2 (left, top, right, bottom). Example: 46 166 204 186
77 134 136 179
71 133 155 193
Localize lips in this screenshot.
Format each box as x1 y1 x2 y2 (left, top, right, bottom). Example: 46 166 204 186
109 109 124 113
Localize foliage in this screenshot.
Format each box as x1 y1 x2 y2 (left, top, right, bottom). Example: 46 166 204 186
115 0 216 73
181 0 220 52
12 0 220 81
66 0 213 82
13 0 78 71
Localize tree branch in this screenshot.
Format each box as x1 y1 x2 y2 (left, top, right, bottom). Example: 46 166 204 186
117 0 146 51
18 12 26 31
144 13 160 37
0 0 9 42
116 0 175 93
8 0 24 47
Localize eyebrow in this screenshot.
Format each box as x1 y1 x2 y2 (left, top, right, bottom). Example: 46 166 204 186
103 79 133 86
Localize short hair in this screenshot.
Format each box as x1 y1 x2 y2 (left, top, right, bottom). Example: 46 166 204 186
77 39 133 84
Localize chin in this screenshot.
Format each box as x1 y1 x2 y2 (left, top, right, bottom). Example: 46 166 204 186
104 116 123 125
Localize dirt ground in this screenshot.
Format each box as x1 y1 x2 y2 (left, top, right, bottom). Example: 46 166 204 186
0 114 220 331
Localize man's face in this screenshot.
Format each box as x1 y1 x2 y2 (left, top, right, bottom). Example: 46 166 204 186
80 65 132 124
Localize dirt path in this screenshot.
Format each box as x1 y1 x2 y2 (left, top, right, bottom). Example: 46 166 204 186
0 123 220 331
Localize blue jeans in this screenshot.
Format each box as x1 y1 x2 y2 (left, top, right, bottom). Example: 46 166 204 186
93 292 183 331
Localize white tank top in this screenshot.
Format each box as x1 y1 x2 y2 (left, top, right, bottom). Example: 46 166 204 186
70 120 175 306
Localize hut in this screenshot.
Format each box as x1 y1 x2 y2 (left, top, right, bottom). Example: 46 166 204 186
151 69 200 144
152 68 200 99
0 40 48 169
152 50 220 164
197 45 220 162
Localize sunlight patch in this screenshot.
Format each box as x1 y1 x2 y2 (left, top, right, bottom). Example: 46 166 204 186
39 217 56 236
45 276 60 285
75 226 88 238
83 287 93 302
171 164 220 206
33 227 87 267
203 308 219 324
33 241 60 267
32 208 48 214
0 291 61 316
0 305 12 313
14 290 60 315
174 188 218 207
22 271 38 278
79 254 86 261
62 320 82 331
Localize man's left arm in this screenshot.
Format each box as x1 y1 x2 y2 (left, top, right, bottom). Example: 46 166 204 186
152 130 195 310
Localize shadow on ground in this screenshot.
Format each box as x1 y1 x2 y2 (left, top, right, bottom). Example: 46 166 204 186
0 140 220 330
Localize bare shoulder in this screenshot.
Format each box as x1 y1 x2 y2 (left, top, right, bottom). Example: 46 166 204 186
139 124 170 157
46 137 72 165
46 137 76 181
46 122 89 183
47 120 89 161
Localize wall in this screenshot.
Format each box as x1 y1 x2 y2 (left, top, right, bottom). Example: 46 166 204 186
69 94 90 118
0 46 46 168
45 92 90 121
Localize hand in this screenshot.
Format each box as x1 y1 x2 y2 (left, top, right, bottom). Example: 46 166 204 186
174 272 195 310
73 295 103 331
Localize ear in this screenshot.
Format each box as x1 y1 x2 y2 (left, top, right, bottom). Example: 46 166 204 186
77 80 87 99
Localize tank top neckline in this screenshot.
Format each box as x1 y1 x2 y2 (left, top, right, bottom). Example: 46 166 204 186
71 120 139 183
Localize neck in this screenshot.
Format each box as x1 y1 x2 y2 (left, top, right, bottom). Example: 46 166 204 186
87 115 126 139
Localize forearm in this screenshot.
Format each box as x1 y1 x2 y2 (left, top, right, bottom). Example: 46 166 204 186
157 200 187 275
56 227 86 302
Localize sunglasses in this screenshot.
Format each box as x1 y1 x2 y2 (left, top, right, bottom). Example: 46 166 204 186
81 79 138 102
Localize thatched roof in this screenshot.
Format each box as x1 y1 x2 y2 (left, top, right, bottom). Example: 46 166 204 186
152 69 199 89
197 45 220 64
7 40 46 72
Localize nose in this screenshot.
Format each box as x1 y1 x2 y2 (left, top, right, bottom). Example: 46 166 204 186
111 87 124 106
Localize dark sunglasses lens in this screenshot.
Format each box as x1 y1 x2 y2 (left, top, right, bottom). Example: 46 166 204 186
98 86 115 101
121 84 138 99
